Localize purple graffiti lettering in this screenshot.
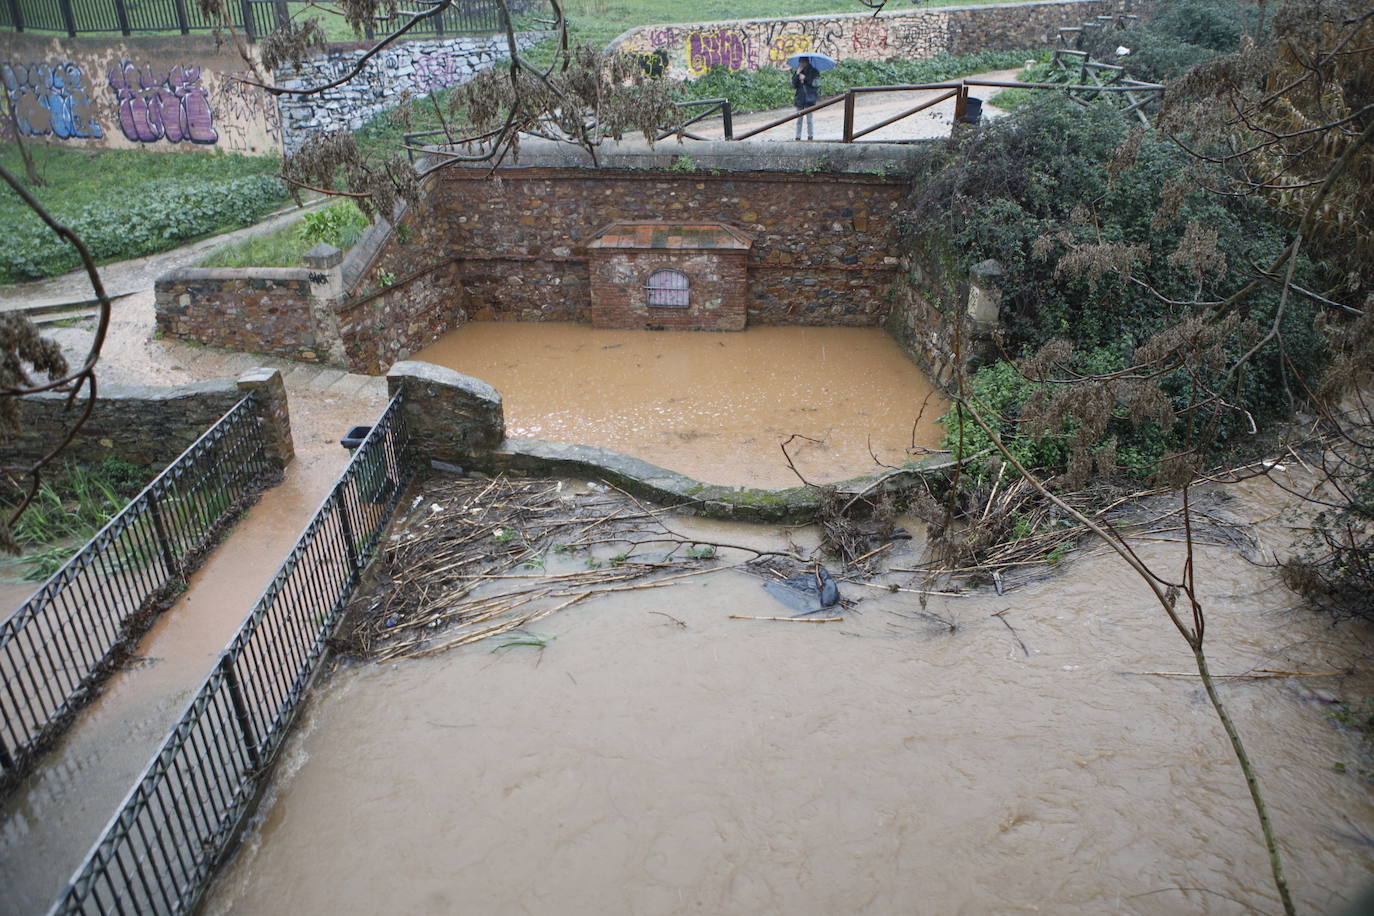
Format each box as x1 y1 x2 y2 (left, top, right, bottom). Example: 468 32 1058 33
2 60 103 140
687 29 748 75
107 60 217 145
415 52 467 93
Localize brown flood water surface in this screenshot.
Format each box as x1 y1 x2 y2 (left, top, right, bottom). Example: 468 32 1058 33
206 479 1374 916
414 323 947 488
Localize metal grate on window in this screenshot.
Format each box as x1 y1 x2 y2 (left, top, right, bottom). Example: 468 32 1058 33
645 269 690 307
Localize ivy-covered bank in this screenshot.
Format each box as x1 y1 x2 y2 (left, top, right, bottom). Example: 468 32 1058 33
0 147 288 283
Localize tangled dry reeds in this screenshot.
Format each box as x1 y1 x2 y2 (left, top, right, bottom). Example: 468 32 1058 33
335 474 854 661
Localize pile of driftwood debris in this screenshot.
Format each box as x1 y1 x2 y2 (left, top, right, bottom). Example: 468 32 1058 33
335 474 895 660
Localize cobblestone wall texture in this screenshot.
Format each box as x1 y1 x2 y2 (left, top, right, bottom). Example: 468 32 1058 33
275 33 542 153
155 270 332 363
428 168 906 328
8 380 245 469
337 186 466 374
610 0 1123 80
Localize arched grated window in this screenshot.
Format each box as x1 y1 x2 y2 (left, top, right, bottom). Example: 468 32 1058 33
645 269 690 307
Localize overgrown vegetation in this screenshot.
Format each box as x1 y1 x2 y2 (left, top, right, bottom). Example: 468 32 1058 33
198 200 369 268
0 457 149 579
910 0 1361 488
0 146 288 283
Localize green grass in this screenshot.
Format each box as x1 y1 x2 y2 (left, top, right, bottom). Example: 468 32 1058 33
0 145 288 283
198 199 369 268
676 48 1041 114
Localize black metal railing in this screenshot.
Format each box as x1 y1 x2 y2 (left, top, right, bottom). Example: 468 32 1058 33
361 0 508 38
0 0 510 39
49 394 413 916
0 396 273 788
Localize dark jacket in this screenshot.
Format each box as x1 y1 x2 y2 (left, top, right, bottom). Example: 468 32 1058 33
792 65 820 109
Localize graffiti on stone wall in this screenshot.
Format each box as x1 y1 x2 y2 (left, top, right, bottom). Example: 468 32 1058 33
767 33 813 64
849 21 891 53
639 12 951 74
636 49 669 79
107 62 218 144
686 28 749 75
415 51 474 92
2 61 104 139
215 72 281 149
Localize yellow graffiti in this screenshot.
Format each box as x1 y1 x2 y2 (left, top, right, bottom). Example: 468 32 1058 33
768 34 813 64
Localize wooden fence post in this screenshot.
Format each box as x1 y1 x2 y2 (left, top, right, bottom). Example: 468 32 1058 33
843 91 855 142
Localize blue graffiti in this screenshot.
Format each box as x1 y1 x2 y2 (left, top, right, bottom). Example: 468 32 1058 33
2 60 104 140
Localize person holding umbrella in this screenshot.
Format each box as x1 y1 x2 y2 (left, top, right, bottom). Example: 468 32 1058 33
788 52 836 141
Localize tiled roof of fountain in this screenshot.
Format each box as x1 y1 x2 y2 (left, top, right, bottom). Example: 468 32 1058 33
587 221 754 250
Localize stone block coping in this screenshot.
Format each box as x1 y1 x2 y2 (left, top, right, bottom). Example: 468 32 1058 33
468 437 957 523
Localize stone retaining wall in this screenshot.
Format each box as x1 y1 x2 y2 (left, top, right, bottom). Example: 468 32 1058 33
610 0 1124 79
154 269 338 363
6 370 293 470
274 33 544 154
427 164 906 328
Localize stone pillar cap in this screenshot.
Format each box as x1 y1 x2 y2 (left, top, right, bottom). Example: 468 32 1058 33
970 259 1005 279
303 243 343 269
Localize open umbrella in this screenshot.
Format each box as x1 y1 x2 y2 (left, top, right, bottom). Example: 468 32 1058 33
786 52 837 71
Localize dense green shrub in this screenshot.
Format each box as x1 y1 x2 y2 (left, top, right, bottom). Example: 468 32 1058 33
913 95 1324 478
1083 0 1257 83
0 174 286 282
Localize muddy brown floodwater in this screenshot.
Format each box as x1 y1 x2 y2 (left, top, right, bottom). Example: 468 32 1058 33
206 474 1374 915
414 323 948 489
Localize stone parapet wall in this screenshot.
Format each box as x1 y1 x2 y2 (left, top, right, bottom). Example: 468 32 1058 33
884 243 1003 390
386 361 504 464
609 0 1123 79
9 377 249 469
275 33 543 154
336 180 467 374
155 269 339 363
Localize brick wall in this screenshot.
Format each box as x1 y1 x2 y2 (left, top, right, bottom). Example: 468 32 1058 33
590 250 749 331
427 167 905 329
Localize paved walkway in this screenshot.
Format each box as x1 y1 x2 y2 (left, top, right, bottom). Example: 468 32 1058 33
690 68 1020 143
